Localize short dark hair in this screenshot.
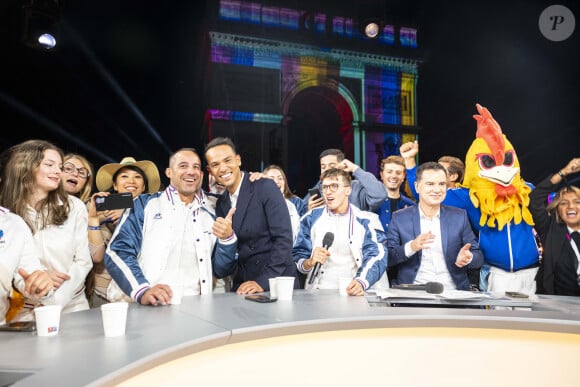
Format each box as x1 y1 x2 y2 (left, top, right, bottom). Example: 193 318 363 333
204 137 236 155
112 165 149 193
416 161 447 182
319 149 344 161
170 147 199 164
438 155 465 183
320 167 352 186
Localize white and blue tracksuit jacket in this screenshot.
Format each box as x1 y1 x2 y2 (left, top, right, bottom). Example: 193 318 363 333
105 186 237 302
292 204 388 290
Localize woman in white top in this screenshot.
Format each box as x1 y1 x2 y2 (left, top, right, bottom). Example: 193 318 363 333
263 165 302 243
0 139 93 320
0 206 53 324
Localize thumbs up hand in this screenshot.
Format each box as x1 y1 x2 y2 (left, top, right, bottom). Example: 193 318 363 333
212 207 236 240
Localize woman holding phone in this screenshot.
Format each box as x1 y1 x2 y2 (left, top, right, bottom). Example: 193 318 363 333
86 157 161 307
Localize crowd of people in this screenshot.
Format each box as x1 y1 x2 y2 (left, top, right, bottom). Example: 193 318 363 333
1 134 579 326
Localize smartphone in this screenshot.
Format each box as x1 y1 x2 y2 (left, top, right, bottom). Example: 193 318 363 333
505 291 529 298
0 321 36 332
308 188 322 198
95 192 134 211
245 294 277 303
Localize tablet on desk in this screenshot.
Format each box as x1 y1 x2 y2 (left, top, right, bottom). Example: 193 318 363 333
505 291 529 298
245 295 277 303
0 321 36 332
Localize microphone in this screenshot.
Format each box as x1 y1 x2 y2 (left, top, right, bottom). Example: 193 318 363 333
392 282 444 294
308 232 334 285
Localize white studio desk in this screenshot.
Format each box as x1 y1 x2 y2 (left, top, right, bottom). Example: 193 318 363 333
2 290 580 386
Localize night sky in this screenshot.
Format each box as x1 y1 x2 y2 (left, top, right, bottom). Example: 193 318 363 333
1 0 578 189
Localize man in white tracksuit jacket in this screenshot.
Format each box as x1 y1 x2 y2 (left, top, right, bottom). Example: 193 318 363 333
293 168 388 296
105 148 237 305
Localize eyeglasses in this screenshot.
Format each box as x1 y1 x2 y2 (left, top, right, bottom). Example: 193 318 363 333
62 162 90 178
321 183 348 193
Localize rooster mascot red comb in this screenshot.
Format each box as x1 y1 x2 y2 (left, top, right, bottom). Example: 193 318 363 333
444 104 540 293
463 103 534 230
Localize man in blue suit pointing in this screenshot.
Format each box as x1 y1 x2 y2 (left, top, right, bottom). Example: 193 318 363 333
386 162 483 291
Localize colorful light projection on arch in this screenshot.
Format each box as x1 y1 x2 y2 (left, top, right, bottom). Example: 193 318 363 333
364 131 417 179
364 67 416 126
218 0 417 48
363 66 417 177
208 109 282 124
210 45 415 128
212 0 419 172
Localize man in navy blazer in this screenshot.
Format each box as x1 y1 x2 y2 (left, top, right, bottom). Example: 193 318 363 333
386 162 483 291
205 137 297 294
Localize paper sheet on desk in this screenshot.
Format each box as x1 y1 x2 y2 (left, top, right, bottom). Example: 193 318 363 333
376 289 490 300
375 289 439 299
438 290 491 300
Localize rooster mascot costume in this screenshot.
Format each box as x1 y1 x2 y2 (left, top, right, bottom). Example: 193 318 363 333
444 104 540 293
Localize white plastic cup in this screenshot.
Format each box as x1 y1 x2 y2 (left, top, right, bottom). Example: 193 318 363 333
338 277 352 296
268 278 278 299
101 302 129 337
275 276 295 301
170 284 184 305
34 305 62 337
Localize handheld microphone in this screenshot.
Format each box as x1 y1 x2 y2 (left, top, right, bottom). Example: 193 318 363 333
308 232 334 285
392 282 444 294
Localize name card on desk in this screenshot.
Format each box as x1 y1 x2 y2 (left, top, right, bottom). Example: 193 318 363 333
376 289 490 300
371 289 535 309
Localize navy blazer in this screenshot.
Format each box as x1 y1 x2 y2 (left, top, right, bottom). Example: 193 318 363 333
386 204 483 290
215 172 297 291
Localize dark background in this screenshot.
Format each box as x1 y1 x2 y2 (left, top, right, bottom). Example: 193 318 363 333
1 0 578 189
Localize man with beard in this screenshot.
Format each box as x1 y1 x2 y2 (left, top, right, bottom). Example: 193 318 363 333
105 148 237 305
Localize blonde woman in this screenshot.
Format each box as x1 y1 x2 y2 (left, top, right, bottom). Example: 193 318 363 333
61 153 94 203
530 158 580 295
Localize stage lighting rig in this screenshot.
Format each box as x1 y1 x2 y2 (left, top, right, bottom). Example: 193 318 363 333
21 0 63 50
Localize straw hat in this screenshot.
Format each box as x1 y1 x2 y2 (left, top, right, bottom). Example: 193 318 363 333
96 157 161 193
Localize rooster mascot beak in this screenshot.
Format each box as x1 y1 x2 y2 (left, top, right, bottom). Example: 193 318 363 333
462 104 534 230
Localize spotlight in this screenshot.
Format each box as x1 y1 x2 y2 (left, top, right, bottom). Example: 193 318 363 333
20 0 62 51
364 22 380 38
359 18 382 39
38 33 56 49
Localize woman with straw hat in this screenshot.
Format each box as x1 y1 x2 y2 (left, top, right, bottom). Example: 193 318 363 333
86 157 161 307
